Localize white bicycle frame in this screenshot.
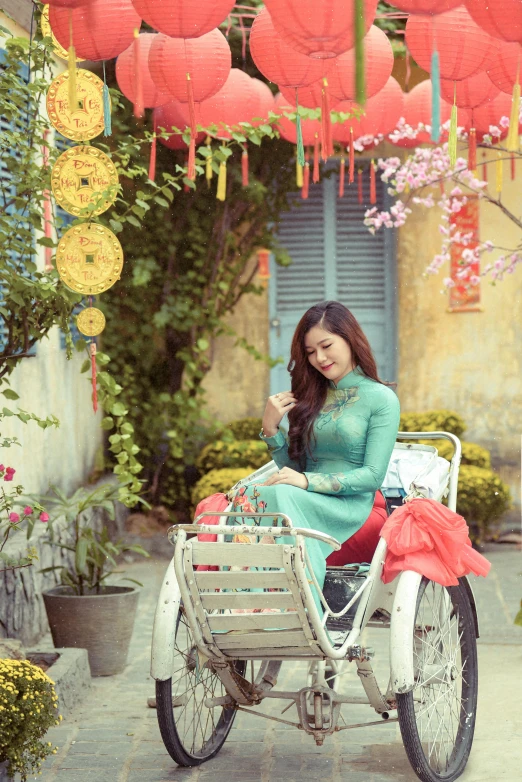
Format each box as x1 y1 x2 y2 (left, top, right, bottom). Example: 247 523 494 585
151 432 463 703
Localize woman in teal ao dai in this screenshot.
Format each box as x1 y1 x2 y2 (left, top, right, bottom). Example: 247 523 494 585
229 301 400 592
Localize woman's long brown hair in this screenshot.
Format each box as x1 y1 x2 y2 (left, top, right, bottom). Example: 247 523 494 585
287 301 394 469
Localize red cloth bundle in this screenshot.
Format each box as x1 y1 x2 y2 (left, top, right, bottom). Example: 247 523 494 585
380 497 491 586
195 492 229 572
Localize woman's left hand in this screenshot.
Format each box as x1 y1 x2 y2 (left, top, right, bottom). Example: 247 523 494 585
261 467 308 490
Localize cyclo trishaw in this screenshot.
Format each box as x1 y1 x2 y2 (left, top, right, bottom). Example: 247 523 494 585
150 431 479 782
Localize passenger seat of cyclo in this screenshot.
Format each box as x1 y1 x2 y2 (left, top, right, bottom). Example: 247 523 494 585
326 491 388 567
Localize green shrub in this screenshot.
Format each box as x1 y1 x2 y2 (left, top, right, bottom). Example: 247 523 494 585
399 410 466 437
223 417 263 441
416 439 491 469
456 465 512 543
191 468 253 508
197 439 271 473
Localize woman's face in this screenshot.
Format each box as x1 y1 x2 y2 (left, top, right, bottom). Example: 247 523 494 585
304 325 355 384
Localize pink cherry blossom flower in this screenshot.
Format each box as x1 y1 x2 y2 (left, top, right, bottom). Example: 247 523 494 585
39 512 50 523
9 512 20 523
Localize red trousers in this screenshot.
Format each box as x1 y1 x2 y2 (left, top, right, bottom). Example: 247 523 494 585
326 490 387 566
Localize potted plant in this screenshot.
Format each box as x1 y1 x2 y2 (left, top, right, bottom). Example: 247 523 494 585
0 658 60 781
40 483 149 676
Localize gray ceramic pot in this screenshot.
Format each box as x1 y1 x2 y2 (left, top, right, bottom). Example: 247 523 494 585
42 585 140 676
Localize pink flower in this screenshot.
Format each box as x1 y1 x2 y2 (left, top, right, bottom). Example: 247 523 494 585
9 512 20 523
23 506 33 516
39 512 49 523
4 473 14 482
0 465 4 472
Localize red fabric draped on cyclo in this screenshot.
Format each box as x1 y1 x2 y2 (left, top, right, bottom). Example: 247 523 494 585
326 490 387 566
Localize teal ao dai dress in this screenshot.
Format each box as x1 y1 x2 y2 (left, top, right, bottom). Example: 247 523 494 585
230 367 401 594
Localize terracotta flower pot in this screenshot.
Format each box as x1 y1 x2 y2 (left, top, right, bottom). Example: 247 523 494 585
42 585 140 676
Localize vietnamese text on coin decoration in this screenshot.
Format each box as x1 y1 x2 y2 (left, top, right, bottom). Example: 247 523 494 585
40 6 85 63
46 70 108 142
56 223 124 295
51 146 119 217
76 307 106 337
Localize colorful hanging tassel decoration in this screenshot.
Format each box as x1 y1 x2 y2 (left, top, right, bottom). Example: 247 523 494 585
90 341 98 414
186 72 197 138
187 135 196 181
205 136 213 186
339 157 345 198
354 0 366 105
431 51 441 143
242 144 249 186
296 159 304 188
482 152 488 184
468 128 476 172
349 128 355 184
295 89 305 167
321 77 333 161
370 160 376 204
302 157 310 200
448 86 458 168
511 155 516 180
506 75 520 153
133 29 144 119
102 62 111 137
67 11 77 113
357 168 363 204
496 152 503 195
148 116 157 182
313 133 320 183
217 160 227 201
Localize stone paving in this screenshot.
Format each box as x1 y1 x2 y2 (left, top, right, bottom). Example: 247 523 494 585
36 544 521 782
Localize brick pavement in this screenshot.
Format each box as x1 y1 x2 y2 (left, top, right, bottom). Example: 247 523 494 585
36 545 521 782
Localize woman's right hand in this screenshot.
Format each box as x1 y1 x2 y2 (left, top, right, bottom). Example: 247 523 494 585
262 391 297 436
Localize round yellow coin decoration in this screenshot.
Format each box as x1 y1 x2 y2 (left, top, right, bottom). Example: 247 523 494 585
47 70 108 142
56 223 123 295
77 307 106 337
40 6 85 63
51 146 119 218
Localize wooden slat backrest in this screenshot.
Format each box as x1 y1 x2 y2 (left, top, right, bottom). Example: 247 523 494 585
194 570 290 591
190 541 285 568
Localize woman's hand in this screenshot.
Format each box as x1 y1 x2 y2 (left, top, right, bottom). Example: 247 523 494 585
262 391 297 436
261 466 308 490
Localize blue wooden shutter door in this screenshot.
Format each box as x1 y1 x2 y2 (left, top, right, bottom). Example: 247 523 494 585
269 162 397 395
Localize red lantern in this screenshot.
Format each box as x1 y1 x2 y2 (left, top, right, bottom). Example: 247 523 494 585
405 6 493 80
487 39 522 95
250 7 330 88
440 71 498 109
116 34 170 108
274 92 321 145
328 25 394 102
131 0 235 39
148 30 231 103
472 91 515 140
249 78 275 125
332 79 404 144
264 0 378 60
50 0 141 61
44 0 95 7
391 1 460 12
199 69 259 140
154 101 205 150
466 0 522 44
280 80 340 110
391 80 454 148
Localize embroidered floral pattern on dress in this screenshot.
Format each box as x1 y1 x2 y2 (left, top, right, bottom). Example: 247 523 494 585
317 386 360 429
306 472 349 494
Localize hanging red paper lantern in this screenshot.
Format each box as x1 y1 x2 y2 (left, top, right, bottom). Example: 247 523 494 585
149 30 231 104
250 8 330 88
472 91 515 140
391 80 454 148
116 33 170 108
487 39 522 95
154 101 205 150
391 1 460 12
44 0 95 7
50 0 141 61
466 0 522 43
328 25 394 102
131 0 235 38
199 69 259 140
332 79 403 145
440 70 498 109
405 6 493 80
274 92 321 145
249 78 275 125
280 80 341 110
264 0 378 60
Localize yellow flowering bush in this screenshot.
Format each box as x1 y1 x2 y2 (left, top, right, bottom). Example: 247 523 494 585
196 440 271 474
191 468 252 509
0 659 61 780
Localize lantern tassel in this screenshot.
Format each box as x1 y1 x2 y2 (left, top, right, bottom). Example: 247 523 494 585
370 160 376 204
205 136 213 186
358 168 363 204
313 133 320 183
468 128 476 172
506 79 520 153
349 127 355 184
321 78 332 161
186 72 197 138
295 89 305 167
302 158 310 200
133 29 144 119
148 128 157 183
431 51 441 143
67 11 77 113
102 62 111 137
354 0 366 105
187 134 196 181
217 160 227 201
339 157 345 198
448 90 457 168
496 152 503 195
90 342 98 414
296 159 303 188
242 145 249 187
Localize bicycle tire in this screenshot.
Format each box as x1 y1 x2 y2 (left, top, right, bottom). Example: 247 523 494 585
397 578 478 782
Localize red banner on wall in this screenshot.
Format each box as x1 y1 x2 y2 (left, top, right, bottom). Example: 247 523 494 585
448 194 481 312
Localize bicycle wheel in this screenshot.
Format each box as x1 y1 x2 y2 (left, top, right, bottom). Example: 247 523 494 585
156 606 246 767
397 578 478 782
